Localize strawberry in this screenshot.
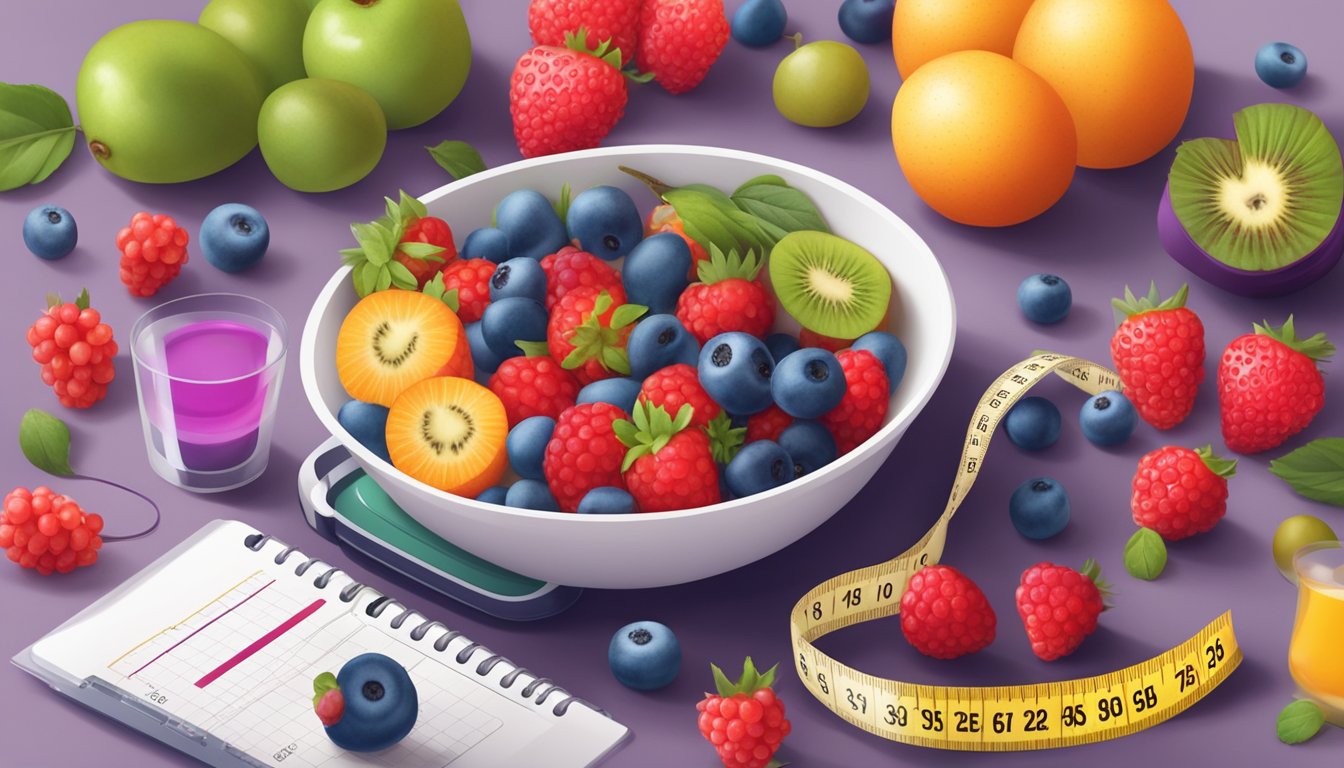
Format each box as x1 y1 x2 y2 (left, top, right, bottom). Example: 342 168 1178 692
636 0 730 94
528 0 640 66
820 349 888 454
544 402 629 512
900 565 996 660
647 204 709 279
1015 560 1110 661
1218 317 1333 454
1110 283 1205 430
1131 445 1236 540
614 402 720 512
440 258 496 323
400 215 457 287
340 191 452 295
637 363 721 428
745 405 792 443
676 246 774 344
547 288 646 385
489 352 581 427
696 658 791 768
541 246 624 310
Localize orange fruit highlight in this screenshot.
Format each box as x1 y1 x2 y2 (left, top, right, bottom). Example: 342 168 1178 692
336 289 467 407
386 377 508 498
892 0 1036 79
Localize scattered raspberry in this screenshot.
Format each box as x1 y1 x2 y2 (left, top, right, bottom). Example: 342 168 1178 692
899 565 996 659
541 247 623 310
529 0 640 65
1131 445 1236 540
400 215 458 287
647 204 708 279
820 349 888 454
676 248 773 344
26 290 117 409
116 212 188 297
637 364 721 429
440 258 496 323
1 487 103 575
547 287 640 385
746 405 792 443
637 0 730 94
696 658 790 768
1015 560 1110 661
1110 283 1205 429
544 402 629 512
488 354 581 427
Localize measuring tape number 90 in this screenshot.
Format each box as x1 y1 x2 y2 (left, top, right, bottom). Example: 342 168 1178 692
788 352 1241 751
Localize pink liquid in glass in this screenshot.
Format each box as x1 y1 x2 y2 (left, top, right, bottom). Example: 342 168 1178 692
162 320 271 471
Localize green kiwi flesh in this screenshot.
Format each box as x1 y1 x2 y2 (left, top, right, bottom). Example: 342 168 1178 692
769 230 891 339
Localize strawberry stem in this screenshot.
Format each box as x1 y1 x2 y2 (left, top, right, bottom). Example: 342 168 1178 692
1111 282 1189 319
710 657 778 697
1253 315 1335 363
1194 445 1238 478
1080 559 1115 611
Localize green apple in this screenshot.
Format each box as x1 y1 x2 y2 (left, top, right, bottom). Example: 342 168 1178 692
303 0 471 130
76 20 266 183
258 78 387 192
199 0 310 93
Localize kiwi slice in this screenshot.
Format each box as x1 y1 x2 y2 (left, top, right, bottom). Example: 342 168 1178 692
1169 103 1343 271
386 377 508 498
336 290 469 407
769 230 892 339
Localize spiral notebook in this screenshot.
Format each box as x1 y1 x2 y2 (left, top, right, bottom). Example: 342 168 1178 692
12 520 628 768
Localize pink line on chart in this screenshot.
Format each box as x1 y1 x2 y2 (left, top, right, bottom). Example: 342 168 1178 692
194 598 325 689
127 579 276 679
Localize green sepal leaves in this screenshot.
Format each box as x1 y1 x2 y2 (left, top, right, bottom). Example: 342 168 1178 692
1123 528 1167 581
1079 559 1115 610
558 291 647 376
427 140 486 180
613 402 695 472
516 340 551 358
422 273 460 312
343 190 445 297
553 182 572 222
1276 699 1325 744
696 244 763 285
1194 445 1238 479
1253 315 1335 363
710 657 778 698
45 289 90 311
706 411 746 464
564 28 625 71
1270 438 1344 506
312 671 340 709
19 408 75 477
0 83 77 191
1112 282 1189 321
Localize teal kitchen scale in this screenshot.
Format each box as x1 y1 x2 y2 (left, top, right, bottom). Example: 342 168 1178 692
298 438 582 621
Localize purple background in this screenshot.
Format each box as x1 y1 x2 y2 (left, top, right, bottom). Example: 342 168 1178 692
2 1 1342 765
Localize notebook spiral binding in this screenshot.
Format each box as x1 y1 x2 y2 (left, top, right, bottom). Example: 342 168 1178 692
243 533 589 718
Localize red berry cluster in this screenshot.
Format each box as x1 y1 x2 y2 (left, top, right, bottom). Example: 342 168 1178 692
117 212 189 297
696 687 790 768
27 293 117 409
440 258 496 323
1 487 103 575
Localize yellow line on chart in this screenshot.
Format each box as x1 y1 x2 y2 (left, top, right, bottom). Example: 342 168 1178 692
107 570 265 669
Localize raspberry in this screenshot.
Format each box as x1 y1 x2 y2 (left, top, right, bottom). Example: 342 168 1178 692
1015 560 1109 661
488 355 581 427
544 402 629 512
637 364 721 428
547 287 638 385
675 248 773 344
637 0 730 94
820 349 889 454
541 247 623 310
440 258 495 323
746 405 792 443
26 290 117 409
400 216 458 287
1 487 102 575
899 565 996 659
1130 445 1235 540
696 658 790 768
116 212 188 297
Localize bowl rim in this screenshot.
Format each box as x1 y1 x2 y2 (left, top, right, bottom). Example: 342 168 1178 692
300 144 957 524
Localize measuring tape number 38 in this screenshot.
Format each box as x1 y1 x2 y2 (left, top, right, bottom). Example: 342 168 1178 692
789 352 1241 751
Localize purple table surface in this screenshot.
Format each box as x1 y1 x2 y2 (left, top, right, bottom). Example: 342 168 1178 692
2 1 1342 766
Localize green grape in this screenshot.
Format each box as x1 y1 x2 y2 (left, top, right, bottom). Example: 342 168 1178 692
773 40 870 128
1274 515 1338 581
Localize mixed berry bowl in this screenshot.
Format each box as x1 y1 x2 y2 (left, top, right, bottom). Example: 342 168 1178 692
300 145 955 588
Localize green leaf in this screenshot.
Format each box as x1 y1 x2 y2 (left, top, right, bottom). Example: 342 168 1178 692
443 289 459 312
45 293 61 310
554 182 572 222
427 140 486 181
398 190 428 221
1123 528 1167 580
375 264 393 292
313 672 339 696
516 339 549 357
74 288 90 311
1276 699 1325 744
351 222 391 266
387 260 418 290
610 303 648 329
667 188 771 258
730 182 830 238
397 241 446 261
339 248 365 267
601 346 631 375
358 261 382 297
0 83 77 191
352 264 372 297
711 663 736 698
1270 438 1344 506
733 175 788 194
19 408 74 476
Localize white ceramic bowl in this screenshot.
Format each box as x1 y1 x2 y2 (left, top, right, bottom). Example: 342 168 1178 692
301 145 955 588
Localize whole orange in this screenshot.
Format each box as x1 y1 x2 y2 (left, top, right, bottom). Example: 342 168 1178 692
891 0 1036 79
1014 0 1194 169
891 50 1077 227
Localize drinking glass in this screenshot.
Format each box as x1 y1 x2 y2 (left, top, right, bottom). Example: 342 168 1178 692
1289 540 1344 725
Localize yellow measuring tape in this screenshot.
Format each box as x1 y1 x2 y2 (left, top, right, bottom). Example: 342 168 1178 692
789 352 1241 751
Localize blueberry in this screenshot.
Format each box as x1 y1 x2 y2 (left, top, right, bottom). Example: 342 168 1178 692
764 332 801 363
608 620 681 690
1079 390 1138 447
488 256 547 303
23 205 79 261
481 297 548 359
337 400 391 464
576 377 641 415
699 332 775 415
461 226 511 264
778 421 837 478
507 416 555 481
466 320 509 376
627 314 698 379
505 479 560 512
622 233 692 315
838 0 894 45
321 653 418 752
1004 397 1061 451
1255 42 1307 89
476 486 509 505
1016 274 1071 324
200 203 268 273
579 486 636 515
851 331 907 394
566 185 643 262
771 348 846 419
1008 477 1070 540
732 0 787 47
496 190 569 261
724 440 793 497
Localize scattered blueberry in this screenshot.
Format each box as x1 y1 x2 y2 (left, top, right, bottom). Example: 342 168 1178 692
622 233 692 315
319 653 418 752
699 332 775 415
838 0 894 45
1004 397 1062 451
577 377 642 415
579 486 636 515
505 479 560 512
337 400 391 464
507 416 555 481
627 314 699 379
23 205 78 261
476 486 509 505
481 297 547 358
495 190 569 261
1016 274 1071 324
1079 390 1138 447
724 440 793 497
489 256 547 303
771 348 846 419
764 332 801 362
778 421 837 478
566 185 643 261
200 203 269 273
1008 477 1071 540
461 226 511 264
608 620 681 690
1255 42 1307 89
732 0 788 47
851 331 907 394
466 320 509 376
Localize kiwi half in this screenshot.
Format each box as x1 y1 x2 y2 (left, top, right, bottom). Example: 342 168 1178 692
336 290 469 407
386 377 508 498
768 230 892 339
1168 103 1343 272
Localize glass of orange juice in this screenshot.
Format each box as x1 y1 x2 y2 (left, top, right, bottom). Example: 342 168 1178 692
1289 541 1344 725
